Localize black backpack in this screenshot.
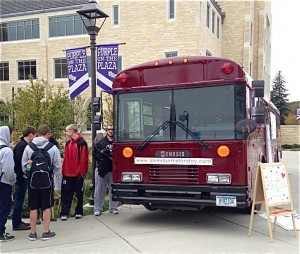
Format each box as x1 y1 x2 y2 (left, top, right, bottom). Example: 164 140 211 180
92 138 104 162
28 142 54 189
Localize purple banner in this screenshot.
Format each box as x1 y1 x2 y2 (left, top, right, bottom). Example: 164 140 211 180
96 44 119 92
66 47 89 100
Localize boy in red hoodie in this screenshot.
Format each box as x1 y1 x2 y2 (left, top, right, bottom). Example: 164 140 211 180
60 124 88 221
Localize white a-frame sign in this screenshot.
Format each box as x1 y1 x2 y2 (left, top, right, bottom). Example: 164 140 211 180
248 162 297 242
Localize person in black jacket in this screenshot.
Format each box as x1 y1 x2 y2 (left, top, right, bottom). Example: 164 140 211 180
93 124 118 216
49 127 59 149
12 126 36 230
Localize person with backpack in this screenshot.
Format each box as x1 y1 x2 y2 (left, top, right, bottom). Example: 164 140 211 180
12 126 36 231
0 126 16 242
92 124 119 216
22 125 61 241
60 124 88 221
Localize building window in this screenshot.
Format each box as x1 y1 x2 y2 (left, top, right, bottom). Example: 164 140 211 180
206 50 212 56
49 15 87 37
118 56 122 72
18 60 36 80
0 62 9 81
168 0 175 19
206 4 210 28
217 17 220 39
165 51 178 58
54 58 68 79
250 22 253 46
0 19 39 42
212 11 215 34
199 1 202 23
113 5 119 26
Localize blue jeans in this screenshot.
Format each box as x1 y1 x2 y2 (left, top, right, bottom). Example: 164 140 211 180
12 178 28 228
0 182 12 235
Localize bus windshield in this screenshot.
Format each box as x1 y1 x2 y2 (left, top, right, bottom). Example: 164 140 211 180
116 84 245 141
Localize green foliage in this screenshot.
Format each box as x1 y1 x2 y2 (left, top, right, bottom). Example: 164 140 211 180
281 144 300 150
288 101 300 113
103 93 113 127
1 78 88 142
271 71 289 125
285 101 300 125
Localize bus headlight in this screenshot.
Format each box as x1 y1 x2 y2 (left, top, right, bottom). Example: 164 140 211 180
121 172 142 182
207 173 231 184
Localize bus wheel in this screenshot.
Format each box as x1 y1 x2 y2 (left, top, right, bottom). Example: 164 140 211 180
144 203 158 211
244 203 262 214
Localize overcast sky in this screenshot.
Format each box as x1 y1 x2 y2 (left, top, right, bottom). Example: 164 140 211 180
271 0 300 102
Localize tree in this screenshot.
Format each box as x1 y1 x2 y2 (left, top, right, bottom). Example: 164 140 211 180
0 78 88 142
285 101 300 125
103 93 113 127
271 71 289 125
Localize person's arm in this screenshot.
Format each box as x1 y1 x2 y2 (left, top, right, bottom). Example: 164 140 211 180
80 142 89 176
21 146 30 174
52 146 62 172
13 143 26 177
1 148 16 184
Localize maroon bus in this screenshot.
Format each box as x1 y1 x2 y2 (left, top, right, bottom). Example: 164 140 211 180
111 56 281 211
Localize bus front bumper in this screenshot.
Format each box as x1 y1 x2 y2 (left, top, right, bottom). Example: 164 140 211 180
112 183 250 209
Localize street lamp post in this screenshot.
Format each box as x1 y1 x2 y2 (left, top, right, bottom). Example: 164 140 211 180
77 0 109 205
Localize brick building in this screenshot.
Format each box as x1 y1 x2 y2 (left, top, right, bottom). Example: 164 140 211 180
0 0 272 130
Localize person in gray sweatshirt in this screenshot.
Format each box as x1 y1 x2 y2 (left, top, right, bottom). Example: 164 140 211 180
0 126 16 242
22 125 61 241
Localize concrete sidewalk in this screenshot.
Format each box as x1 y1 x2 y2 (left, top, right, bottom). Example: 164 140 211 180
1 204 299 254
2 205 137 254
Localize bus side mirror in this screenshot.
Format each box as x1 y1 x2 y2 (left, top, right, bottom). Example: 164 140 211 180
251 106 266 124
235 119 257 137
252 80 264 97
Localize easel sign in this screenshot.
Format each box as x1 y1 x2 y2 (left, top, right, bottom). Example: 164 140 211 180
248 162 297 242
263 163 290 206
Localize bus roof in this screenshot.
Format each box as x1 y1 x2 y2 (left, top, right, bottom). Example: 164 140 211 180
113 56 246 90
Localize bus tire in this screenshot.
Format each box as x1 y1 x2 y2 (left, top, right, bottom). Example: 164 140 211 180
144 203 158 211
244 203 262 214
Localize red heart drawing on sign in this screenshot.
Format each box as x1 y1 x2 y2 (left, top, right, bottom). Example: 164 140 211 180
281 173 285 178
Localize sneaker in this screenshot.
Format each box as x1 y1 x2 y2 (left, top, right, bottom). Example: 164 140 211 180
61 215 68 221
75 214 82 219
41 231 56 241
28 232 37 241
21 221 31 227
109 209 119 215
0 233 15 242
36 219 42 225
13 223 31 231
50 217 57 222
94 211 101 216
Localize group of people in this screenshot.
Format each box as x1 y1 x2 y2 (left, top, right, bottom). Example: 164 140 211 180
0 123 117 242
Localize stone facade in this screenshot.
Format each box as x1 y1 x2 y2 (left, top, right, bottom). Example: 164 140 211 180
0 1 271 102
219 0 271 96
280 125 300 145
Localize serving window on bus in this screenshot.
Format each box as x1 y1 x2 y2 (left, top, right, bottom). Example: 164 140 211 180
116 84 246 141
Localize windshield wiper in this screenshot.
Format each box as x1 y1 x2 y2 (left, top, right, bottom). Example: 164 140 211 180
175 121 212 149
137 121 170 150
136 120 212 150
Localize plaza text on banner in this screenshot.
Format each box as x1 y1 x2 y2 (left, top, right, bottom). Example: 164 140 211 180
96 44 119 92
66 47 89 100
